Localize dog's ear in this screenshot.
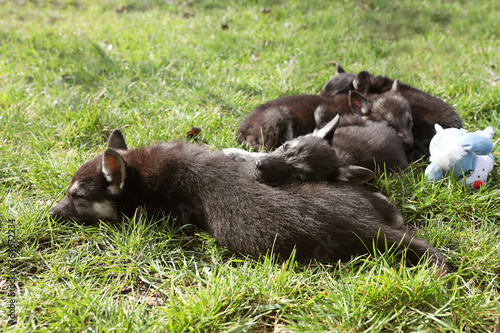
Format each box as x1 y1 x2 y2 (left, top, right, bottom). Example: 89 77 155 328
102 148 126 192
335 62 345 74
349 91 372 116
312 114 339 144
390 79 400 95
108 129 128 150
337 165 375 184
352 71 371 94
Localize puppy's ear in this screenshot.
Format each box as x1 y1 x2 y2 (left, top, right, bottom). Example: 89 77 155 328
108 129 128 150
352 71 371 94
349 91 372 116
312 114 339 144
337 165 375 184
102 148 126 192
313 104 334 130
390 79 400 95
335 62 346 74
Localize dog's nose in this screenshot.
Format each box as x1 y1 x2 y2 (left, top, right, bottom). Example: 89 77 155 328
255 158 267 171
398 133 414 150
48 207 59 221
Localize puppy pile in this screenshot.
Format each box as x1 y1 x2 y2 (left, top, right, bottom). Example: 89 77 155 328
50 63 464 276
235 63 461 166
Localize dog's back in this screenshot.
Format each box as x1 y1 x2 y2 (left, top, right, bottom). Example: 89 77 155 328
236 94 348 151
333 121 409 173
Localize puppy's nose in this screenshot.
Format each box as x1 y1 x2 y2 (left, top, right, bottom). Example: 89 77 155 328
48 207 56 219
398 133 414 149
255 158 268 171
48 208 61 221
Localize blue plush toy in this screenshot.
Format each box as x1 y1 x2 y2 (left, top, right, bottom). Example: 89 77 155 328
425 124 495 191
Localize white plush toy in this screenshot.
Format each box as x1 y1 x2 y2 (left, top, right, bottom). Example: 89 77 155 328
425 124 495 191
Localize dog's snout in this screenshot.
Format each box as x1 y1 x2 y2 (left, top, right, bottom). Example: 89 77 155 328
48 196 74 222
404 136 414 148
398 132 414 148
48 206 62 221
255 158 267 171
48 208 55 219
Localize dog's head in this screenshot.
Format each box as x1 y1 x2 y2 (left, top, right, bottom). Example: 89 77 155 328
320 63 360 98
253 115 375 186
49 130 129 224
369 80 414 148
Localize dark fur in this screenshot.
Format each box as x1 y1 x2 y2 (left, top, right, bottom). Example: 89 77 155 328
253 116 407 185
49 130 448 273
252 135 352 186
243 95 409 176
315 86 414 150
333 120 409 173
236 83 412 152
250 118 408 233
321 63 462 158
236 94 350 152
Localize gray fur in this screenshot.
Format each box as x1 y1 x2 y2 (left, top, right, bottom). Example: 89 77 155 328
320 63 462 158
237 79 413 155
302 93 411 174
319 81 414 150
230 110 409 176
252 116 407 187
319 62 358 96
333 120 409 173
250 118 406 225
236 81 412 153
368 80 414 148
252 116 377 185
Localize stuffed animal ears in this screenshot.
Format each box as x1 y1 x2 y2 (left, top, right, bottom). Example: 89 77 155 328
434 123 444 133
459 131 494 155
479 126 494 140
424 164 444 182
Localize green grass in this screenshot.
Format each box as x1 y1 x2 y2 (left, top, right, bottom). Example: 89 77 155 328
1 0 499 331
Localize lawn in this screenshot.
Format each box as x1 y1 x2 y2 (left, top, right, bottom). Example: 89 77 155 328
1 0 499 331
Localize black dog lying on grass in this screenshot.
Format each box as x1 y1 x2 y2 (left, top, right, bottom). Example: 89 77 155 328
49 129 449 275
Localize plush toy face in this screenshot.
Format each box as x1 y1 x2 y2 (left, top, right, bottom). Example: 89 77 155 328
425 124 495 191
458 154 494 190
